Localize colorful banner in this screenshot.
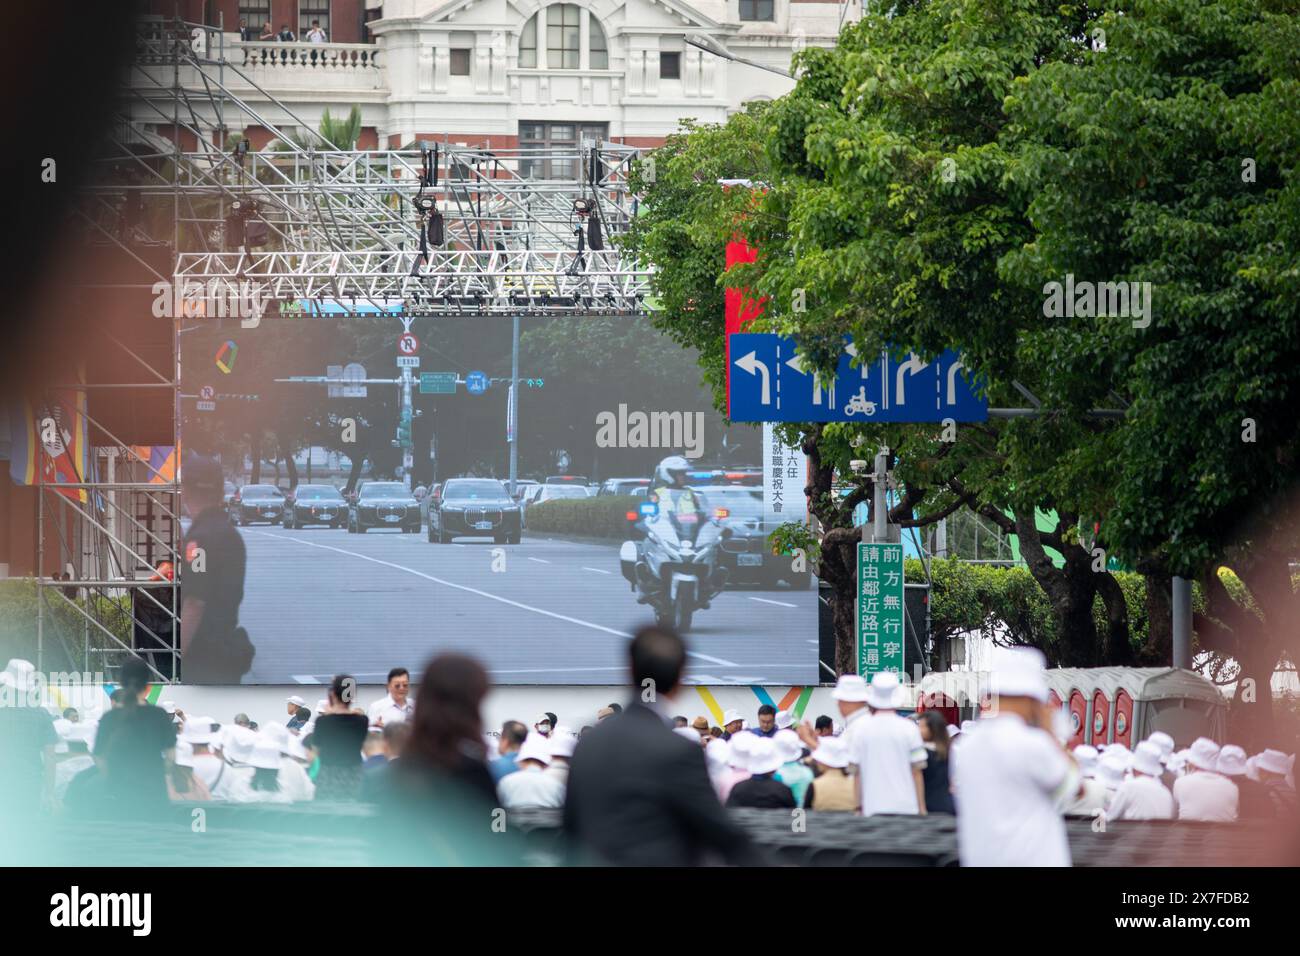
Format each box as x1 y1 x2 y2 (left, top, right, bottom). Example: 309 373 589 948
7 383 90 503
129 446 180 484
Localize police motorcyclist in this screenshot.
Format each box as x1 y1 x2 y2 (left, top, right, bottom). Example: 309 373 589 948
649 455 706 517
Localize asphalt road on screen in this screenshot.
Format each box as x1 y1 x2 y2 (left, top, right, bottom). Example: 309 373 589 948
234 524 819 685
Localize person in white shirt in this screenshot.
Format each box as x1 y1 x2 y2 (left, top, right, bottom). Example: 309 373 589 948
306 20 327 43
242 739 293 804
1108 741 1176 820
545 725 577 790
212 724 258 801
53 724 97 807
798 673 870 756
1096 752 1129 809
181 716 226 792
498 733 565 808
1063 745 1108 817
367 668 413 728
954 647 1081 866
1173 737 1238 822
851 672 927 815
261 721 315 802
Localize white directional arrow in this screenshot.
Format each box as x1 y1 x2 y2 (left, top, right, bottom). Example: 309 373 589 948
946 359 966 405
735 351 772 405
785 353 833 407
895 352 930 406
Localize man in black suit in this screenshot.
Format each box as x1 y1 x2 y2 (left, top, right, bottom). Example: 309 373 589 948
563 625 765 865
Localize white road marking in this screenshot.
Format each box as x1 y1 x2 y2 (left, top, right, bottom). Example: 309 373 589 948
527 557 551 564
582 566 612 575
749 597 798 608
249 530 737 667
291 675 321 684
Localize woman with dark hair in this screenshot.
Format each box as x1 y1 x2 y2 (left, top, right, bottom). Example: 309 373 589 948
372 654 523 864
398 654 496 804
310 674 368 800
918 711 956 814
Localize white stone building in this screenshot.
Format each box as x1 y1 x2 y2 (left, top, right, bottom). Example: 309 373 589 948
138 0 860 155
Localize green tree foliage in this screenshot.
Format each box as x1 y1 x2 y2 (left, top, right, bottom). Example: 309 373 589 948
625 0 1300 703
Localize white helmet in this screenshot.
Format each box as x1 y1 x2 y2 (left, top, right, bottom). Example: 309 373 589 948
654 455 691 487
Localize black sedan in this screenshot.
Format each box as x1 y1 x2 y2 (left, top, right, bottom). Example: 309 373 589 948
702 486 811 589
429 478 522 544
282 484 347 529
229 484 287 526
348 481 421 533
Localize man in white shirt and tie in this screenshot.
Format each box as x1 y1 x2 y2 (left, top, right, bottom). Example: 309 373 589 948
367 667 413 728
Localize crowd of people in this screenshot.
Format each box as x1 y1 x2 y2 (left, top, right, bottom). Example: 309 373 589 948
0 637 1295 866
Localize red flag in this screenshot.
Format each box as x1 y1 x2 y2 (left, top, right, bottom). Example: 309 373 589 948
724 238 766 415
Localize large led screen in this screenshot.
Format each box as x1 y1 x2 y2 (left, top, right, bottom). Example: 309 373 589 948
177 311 818 685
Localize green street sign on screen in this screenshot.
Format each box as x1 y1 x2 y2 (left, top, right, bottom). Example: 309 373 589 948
419 372 457 395
857 542 905 679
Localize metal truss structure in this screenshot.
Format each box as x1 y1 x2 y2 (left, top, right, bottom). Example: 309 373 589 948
89 17 654 314
33 13 657 681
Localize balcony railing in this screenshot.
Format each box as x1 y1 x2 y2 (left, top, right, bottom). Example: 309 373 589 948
236 40 381 72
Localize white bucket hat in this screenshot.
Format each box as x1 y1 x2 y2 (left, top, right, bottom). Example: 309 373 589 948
181 716 220 746
831 674 870 703
773 729 803 764
746 737 784 776
173 737 196 769
812 736 850 769
705 739 730 772
775 709 794 730
989 646 1049 702
728 732 755 771
1167 749 1190 775
722 709 744 727
1073 745 1100 778
1216 744 1248 777
1188 737 1221 772
223 725 258 764
946 723 961 739
1132 741 1164 778
1254 749 1292 778
517 732 551 766
1097 753 1128 789
549 725 578 759
249 738 283 771
1145 731 1175 761
865 671 903 710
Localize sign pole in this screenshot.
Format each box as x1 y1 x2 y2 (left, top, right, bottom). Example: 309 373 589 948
508 313 520 497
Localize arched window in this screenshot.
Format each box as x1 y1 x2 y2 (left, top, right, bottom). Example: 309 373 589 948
590 16 608 69
547 4 580 69
520 14 538 67
518 5 610 70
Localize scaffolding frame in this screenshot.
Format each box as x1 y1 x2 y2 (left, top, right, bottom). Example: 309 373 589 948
35 12 655 681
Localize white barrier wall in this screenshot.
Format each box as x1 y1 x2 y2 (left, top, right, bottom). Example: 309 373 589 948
42 682 847 734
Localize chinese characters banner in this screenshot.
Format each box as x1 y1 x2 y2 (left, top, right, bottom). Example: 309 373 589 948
762 422 807 523
857 542 904 678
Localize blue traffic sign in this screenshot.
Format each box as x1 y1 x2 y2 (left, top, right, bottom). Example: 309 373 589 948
728 333 987 423
465 370 490 395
